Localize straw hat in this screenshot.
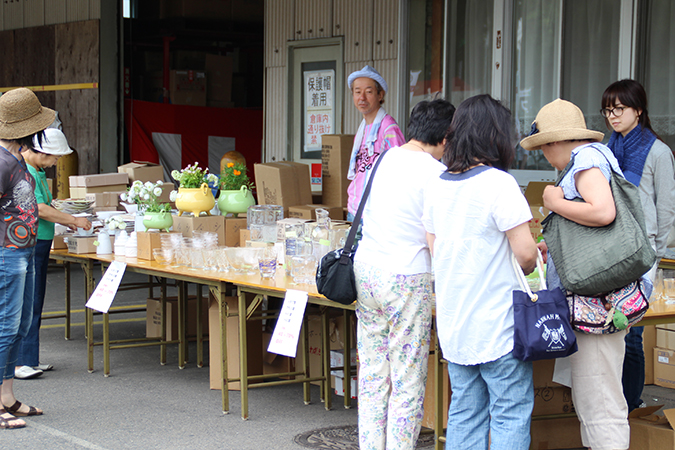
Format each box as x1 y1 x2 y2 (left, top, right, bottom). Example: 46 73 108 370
519 98 604 151
33 128 72 156
0 88 56 140
348 65 388 93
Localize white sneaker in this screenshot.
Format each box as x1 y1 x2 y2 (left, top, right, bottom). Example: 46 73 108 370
14 366 43 379
32 364 53 372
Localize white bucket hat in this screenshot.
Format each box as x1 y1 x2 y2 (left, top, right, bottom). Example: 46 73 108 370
347 65 388 93
33 128 73 156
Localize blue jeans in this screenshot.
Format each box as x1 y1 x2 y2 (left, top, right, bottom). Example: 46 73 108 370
445 352 533 450
622 326 644 412
0 246 35 382
18 239 51 366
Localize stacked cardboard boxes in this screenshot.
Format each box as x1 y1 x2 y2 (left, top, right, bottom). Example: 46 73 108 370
655 324 675 389
69 173 129 198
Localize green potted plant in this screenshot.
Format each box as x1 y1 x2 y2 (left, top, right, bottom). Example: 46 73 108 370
217 162 256 217
170 163 218 216
121 180 173 231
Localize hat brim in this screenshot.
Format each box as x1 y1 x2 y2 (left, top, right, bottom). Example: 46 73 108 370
0 106 56 140
520 128 605 151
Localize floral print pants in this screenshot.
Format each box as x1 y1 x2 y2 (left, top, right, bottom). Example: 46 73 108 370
354 261 432 450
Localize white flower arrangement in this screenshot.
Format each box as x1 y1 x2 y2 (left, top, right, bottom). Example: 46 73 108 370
120 180 170 213
105 215 127 231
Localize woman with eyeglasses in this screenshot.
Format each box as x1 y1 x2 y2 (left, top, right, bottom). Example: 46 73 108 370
601 79 675 413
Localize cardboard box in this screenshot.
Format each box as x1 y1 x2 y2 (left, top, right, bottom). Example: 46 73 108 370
333 370 358 398
532 359 562 388
658 328 675 351
254 162 312 213
46 178 54 196
93 206 119 213
646 325 656 384
330 348 357 371
146 296 209 341
655 348 675 389
208 293 264 390
240 228 250 245
118 162 165 183
51 234 68 250
321 135 355 208
70 185 128 198
288 204 344 221
66 236 98 254
172 215 225 246
421 347 451 429
205 54 233 103
85 192 120 208
524 181 553 241
533 386 575 416
137 231 166 260
69 173 129 188
629 405 675 450
262 331 296 380
170 70 207 107
224 218 247 247
530 416 583 449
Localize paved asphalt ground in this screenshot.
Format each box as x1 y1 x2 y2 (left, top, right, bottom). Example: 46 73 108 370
4 261 675 449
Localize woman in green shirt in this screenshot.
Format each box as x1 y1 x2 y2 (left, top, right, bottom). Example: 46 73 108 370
16 128 91 379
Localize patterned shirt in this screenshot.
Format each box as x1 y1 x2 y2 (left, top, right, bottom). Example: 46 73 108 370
346 114 405 215
0 147 38 248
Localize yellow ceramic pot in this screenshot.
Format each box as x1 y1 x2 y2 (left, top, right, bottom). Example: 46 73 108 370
175 183 215 217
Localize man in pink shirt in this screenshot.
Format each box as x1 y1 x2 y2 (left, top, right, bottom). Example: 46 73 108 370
346 65 405 221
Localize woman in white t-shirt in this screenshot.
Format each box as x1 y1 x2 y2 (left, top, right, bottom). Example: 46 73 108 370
353 99 455 450
422 94 537 450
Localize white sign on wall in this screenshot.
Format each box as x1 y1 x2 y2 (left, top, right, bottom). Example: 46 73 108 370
304 69 335 153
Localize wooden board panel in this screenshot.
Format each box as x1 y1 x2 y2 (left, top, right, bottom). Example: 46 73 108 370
3 0 24 30
373 0 398 60
294 0 331 40
0 31 16 87
66 0 89 22
336 0 373 63
264 0 295 68
55 20 99 175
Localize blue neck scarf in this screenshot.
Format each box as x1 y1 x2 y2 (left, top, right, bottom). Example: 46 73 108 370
607 125 656 186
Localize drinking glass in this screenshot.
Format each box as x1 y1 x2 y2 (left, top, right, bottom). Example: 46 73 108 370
258 247 278 278
664 278 675 304
291 254 317 285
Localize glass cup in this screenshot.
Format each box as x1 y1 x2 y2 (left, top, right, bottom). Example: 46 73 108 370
153 248 171 265
291 254 317 285
664 278 675 304
258 247 278 278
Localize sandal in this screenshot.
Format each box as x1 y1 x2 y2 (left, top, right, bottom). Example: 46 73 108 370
0 408 25 429
3 401 42 417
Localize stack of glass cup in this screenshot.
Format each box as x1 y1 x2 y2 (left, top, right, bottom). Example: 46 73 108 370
248 205 283 243
156 232 226 271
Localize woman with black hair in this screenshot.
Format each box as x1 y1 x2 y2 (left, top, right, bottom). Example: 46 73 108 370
354 99 454 450
423 94 537 449
601 79 675 413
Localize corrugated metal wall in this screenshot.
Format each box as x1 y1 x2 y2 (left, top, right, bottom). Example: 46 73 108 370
0 0 100 31
264 0 400 161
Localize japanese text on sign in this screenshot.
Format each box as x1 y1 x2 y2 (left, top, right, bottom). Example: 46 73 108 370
267 289 309 358
85 261 127 313
304 69 335 153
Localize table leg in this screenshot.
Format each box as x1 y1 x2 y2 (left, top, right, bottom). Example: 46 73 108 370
434 332 444 450
177 281 187 369
64 261 71 340
160 277 167 365
215 283 230 414
103 312 110 377
83 259 95 373
238 287 249 420
302 315 311 405
321 307 331 411
197 284 204 368
343 309 352 409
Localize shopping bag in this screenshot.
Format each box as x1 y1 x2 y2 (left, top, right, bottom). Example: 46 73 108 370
511 252 578 361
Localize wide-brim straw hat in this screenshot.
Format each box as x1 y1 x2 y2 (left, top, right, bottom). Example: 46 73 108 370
33 128 73 156
520 98 605 151
0 88 56 140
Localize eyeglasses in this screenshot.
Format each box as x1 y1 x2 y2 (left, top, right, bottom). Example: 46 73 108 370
600 106 626 118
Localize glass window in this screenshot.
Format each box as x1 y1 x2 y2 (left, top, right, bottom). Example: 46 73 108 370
510 0 561 171
447 0 493 107
638 0 675 150
408 0 445 113
561 0 620 140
